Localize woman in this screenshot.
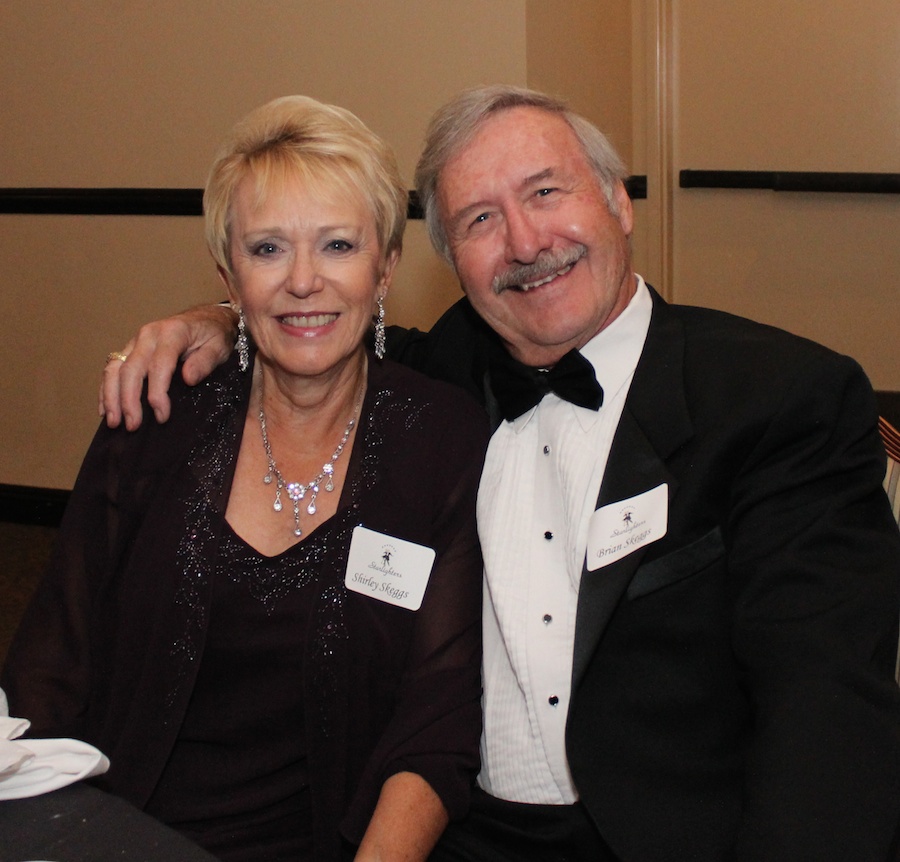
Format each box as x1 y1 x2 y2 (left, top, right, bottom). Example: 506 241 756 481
1 96 488 861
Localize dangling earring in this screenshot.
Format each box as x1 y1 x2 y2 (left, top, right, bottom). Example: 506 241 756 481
234 305 250 372
374 295 386 360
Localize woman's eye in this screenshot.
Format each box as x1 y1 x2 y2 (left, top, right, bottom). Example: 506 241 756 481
326 239 354 252
252 242 279 256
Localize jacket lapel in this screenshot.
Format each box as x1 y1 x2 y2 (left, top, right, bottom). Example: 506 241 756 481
571 289 693 688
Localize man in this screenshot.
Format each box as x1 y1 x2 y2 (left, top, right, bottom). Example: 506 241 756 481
101 86 900 860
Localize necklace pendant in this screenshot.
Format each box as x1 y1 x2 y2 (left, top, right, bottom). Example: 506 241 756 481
258 377 363 538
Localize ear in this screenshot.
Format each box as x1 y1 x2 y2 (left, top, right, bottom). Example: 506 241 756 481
217 264 240 307
376 249 401 301
612 181 634 238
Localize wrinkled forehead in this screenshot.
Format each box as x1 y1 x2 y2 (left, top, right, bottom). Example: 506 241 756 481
437 107 594 216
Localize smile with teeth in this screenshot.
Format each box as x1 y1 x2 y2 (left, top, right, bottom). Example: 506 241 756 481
280 313 338 328
518 264 573 291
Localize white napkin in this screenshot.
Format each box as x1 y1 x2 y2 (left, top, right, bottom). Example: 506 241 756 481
0 687 110 800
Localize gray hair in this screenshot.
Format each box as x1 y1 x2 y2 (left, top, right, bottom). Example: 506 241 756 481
414 85 628 263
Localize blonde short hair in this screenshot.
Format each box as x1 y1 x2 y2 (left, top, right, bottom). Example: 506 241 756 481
204 95 407 273
414 85 628 263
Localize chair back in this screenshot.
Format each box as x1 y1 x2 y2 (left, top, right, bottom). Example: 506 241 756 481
879 417 900 683
880 417 900 527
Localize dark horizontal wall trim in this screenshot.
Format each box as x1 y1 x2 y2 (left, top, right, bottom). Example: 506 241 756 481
0 484 70 528
0 177 648 220
680 170 900 195
624 175 647 200
0 188 205 216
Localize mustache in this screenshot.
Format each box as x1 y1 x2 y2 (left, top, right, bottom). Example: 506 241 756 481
491 245 586 295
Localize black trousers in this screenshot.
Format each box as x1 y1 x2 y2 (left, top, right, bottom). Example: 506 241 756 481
430 788 619 862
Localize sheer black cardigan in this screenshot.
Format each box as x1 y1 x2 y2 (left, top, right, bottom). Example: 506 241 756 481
2 353 489 860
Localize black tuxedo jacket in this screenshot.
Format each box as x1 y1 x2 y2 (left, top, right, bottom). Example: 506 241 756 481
389 286 900 861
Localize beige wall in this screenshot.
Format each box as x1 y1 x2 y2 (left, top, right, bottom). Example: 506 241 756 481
1 1 533 488
526 0 632 168
648 0 900 389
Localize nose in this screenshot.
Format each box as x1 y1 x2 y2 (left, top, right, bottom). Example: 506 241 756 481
286 248 321 297
504 206 546 265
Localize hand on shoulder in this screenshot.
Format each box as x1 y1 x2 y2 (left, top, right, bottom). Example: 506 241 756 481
99 303 238 431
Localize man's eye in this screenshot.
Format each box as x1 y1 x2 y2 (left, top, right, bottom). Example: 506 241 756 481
471 213 490 226
536 187 556 197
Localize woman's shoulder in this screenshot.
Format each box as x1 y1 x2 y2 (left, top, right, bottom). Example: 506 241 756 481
140 353 250 448
166 352 248 412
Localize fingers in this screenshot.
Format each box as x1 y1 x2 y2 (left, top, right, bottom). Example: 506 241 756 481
127 322 189 428
99 344 133 428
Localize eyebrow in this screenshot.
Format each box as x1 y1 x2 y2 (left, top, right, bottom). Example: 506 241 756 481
446 167 558 236
523 167 555 187
239 222 362 239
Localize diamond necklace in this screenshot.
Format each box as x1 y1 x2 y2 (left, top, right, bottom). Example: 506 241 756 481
258 377 365 538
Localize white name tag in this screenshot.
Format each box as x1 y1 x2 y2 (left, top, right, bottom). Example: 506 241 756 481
586 484 668 571
345 525 436 610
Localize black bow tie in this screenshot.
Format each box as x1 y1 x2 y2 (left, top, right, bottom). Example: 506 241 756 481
489 348 604 422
